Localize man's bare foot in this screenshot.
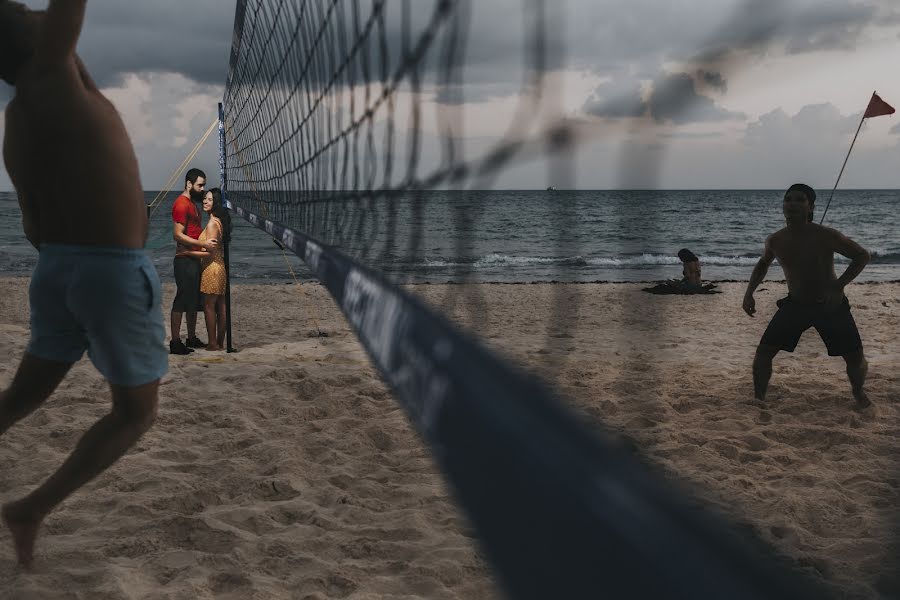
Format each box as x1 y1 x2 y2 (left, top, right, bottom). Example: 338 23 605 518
2 501 42 569
205 344 221 351
852 389 872 412
749 394 767 408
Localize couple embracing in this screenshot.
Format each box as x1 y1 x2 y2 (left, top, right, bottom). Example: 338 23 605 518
169 168 230 354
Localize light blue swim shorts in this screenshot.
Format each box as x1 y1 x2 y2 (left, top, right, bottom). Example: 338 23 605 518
27 244 168 387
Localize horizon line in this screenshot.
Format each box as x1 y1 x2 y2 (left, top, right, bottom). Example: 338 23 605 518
2 187 900 193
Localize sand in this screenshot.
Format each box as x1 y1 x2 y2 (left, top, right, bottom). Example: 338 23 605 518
0 276 898 599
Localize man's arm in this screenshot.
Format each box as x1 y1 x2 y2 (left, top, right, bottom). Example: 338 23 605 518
743 236 775 317
34 0 87 66
829 228 870 288
173 222 196 247
173 222 215 250
176 249 209 259
745 236 775 296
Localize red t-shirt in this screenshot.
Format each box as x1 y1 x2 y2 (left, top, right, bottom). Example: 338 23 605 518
172 194 202 252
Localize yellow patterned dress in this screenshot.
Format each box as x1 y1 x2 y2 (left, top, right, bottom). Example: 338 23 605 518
199 218 227 295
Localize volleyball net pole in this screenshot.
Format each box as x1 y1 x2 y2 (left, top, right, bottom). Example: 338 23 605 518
218 102 236 353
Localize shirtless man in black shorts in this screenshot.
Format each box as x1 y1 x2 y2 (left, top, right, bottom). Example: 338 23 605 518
743 183 871 410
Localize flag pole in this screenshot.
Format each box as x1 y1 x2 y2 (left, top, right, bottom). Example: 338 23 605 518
819 94 871 225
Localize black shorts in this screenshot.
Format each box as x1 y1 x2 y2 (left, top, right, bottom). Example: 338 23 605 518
172 256 202 313
760 296 862 357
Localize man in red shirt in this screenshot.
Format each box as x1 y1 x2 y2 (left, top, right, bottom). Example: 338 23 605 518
170 168 217 354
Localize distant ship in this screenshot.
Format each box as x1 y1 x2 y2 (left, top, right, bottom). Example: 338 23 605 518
546 186 556 191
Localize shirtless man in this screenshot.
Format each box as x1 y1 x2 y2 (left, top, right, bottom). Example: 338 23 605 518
0 0 166 567
743 183 871 410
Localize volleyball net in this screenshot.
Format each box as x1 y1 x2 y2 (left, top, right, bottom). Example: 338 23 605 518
221 1 834 597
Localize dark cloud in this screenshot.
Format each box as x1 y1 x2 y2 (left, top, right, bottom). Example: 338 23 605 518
17 0 235 87
690 0 892 67
582 81 647 119
224 0 546 108
582 71 743 124
4 0 900 192
576 1 893 129
649 73 744 124
780 3 878 54
698 70 727 92
563 0 900 76
10 0 896 106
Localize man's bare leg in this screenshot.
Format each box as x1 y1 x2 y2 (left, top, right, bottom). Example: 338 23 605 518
2 379 158 568
186 310 198 340
843 348 870 410
0 353 72 436
752 344 780 402
170 310 184 342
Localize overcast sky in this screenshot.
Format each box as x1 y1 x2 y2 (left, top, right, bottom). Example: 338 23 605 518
3 0 900 190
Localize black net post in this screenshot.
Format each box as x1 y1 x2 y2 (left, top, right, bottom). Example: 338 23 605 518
218 102 236 353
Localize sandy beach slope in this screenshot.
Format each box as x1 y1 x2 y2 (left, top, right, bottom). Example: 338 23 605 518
0 277 897 599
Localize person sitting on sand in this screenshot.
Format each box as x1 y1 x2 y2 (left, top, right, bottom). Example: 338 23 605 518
0 0 166 568
677 248 703 290
177 188 230 351
743 183 871 410
642 248 718 295
678 248 715 293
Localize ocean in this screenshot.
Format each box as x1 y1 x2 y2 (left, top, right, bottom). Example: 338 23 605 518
0 190 898 283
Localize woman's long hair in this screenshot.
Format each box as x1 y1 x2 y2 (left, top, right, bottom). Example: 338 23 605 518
208 188 232 244
677 248 698 264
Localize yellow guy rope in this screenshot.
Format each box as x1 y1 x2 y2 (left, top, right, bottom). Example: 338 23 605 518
147 118 219 220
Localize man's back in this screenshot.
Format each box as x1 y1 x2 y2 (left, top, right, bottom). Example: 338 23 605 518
3 57 147 248
0 1 169 571
769 224 838 303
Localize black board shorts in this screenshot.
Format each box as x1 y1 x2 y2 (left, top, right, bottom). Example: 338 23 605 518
172 256 203 313
760 295 862 357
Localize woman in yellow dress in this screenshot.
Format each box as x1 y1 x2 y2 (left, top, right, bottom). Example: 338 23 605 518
179 188 230 350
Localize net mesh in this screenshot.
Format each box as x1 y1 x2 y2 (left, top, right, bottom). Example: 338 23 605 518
220 2 894 596
222 0 565 274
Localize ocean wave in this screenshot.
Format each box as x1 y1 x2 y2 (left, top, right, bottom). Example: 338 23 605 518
478 254 589 267
423 255 589 268
420 250 900 269
870 250 900 264
587 254 761 267
423 253 762 268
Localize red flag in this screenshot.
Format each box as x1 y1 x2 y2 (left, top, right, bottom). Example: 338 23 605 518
864 92 895 118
